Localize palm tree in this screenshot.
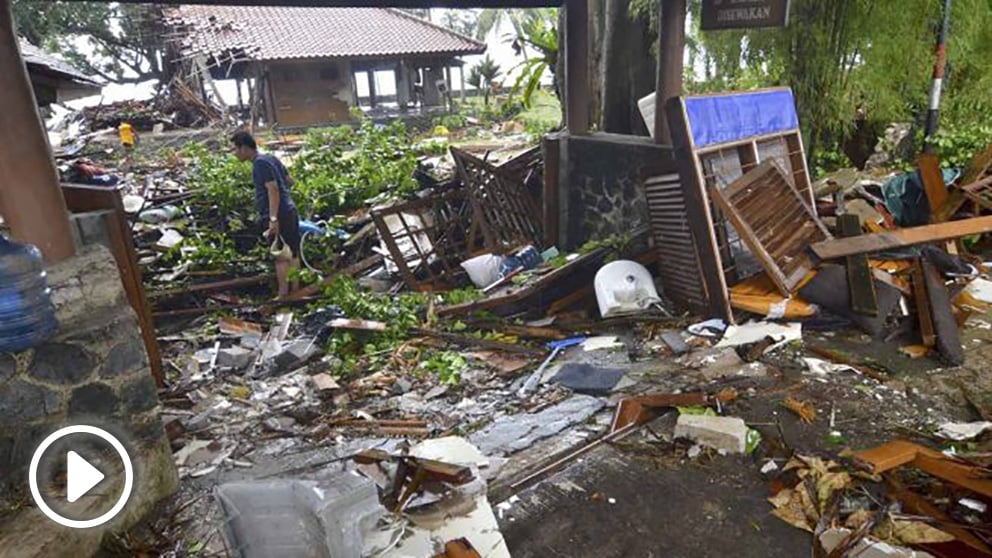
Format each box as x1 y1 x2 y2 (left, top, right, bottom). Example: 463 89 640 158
468 55 502 105
507 11 559 108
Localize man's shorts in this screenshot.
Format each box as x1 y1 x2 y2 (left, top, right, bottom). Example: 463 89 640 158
262 206 301 258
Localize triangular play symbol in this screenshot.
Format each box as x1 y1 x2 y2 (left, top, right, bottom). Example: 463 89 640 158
66 451 105 503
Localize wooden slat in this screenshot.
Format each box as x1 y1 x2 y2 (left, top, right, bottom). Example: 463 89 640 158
642 171 710 314
708 160 828 296
838 213 877 316
811 216 992 260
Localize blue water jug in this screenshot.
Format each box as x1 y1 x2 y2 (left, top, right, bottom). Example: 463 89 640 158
0 235 58 353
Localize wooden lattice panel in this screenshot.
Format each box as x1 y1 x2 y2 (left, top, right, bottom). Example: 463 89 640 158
451 147 543 250
371 187 483 291
709 160 831 295
642 172 708 314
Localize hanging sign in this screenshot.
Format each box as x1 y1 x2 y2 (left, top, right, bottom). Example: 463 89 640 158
700 0 791 31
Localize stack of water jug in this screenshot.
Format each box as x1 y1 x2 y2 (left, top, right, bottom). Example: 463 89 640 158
0 235 58 353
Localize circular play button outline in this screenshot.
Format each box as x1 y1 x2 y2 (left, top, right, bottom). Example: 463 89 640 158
29 425 134 529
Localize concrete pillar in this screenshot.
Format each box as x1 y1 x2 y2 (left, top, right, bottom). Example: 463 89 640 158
396 62 411 109
422 66 443 107
459 64 466 103
0 0 74 263
655 0 686 144
565 0 590 134
366 70 377 108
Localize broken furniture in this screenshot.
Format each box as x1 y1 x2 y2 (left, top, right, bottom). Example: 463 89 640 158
708 160 829 295
371 187 482 291
353 448 474 512
373 147 546 292
451 147 543 250
662 88 815 320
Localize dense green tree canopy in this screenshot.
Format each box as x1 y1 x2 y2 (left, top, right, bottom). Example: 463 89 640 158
12 1 164 84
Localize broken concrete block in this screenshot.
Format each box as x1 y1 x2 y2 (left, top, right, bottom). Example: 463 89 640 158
674 414 748 454
216 346 254 370
311 373 340 393
270 339 322 375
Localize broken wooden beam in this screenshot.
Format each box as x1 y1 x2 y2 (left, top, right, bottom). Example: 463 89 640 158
910 260 936 347
854 440 992 499
810 215 992 260
352 448 473 485
917 153 948 217
921 258 964 365
837 213 877 316
148 274 272 301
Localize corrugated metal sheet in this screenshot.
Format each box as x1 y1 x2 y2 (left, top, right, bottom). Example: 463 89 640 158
643 172 709 315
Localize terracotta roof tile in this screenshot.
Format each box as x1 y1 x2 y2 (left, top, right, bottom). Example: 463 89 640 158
168 6 486 61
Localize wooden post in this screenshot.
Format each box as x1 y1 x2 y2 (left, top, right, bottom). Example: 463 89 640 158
655 0 686 144
564 0 589 134
0 0 75 263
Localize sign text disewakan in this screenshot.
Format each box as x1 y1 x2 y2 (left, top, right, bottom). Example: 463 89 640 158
700 0 791 31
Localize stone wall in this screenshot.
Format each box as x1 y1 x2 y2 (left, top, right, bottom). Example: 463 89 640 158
0 241 177 555
552 132 676 250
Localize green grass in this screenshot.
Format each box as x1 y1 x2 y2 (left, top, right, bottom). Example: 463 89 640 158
515 90 562 132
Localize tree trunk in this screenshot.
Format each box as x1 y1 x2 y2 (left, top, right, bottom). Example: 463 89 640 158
587 0 607 130
600 0 656 135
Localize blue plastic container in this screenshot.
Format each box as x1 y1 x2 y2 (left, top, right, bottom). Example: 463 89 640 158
0 235 58 353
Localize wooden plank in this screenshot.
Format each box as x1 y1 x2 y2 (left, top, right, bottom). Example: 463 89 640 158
149 274 272 300
911 260 936 347
922 258 964 365
917 153 947 217
811 216 992 260
837 213 877 316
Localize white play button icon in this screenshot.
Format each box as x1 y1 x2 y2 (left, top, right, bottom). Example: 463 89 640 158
29 425 134 528
66 450 105 503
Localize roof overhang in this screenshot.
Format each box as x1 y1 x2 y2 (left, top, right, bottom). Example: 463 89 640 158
131 0 562 6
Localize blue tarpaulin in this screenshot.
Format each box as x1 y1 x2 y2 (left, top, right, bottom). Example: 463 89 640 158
685 89 799 148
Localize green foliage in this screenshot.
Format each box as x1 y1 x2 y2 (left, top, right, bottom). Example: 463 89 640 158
468 55 503 106
417 351 467 385
316 276 426 375
182 141 254 217
928 121 992 169
439 288 485 306
434 114 468 130
12 1 164 82
811 149 854 179
291 120 421 218
507 10 558 109
655 0 992 163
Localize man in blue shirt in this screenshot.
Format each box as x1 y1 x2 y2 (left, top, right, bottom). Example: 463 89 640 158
231 131 301 298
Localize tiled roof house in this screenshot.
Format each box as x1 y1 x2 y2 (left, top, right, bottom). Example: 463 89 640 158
166 6 486 126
